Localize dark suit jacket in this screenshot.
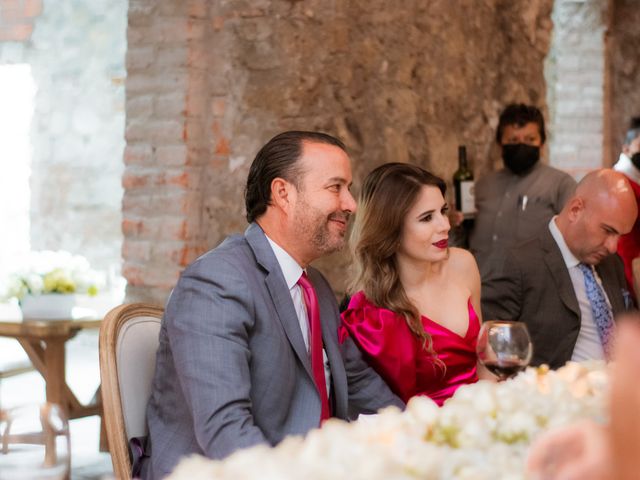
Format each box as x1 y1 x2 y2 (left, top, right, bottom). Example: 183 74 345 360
482 227 630 369
141 223 403 479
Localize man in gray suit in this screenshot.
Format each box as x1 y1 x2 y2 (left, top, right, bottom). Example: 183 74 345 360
139 131 404 479
482 169 637 369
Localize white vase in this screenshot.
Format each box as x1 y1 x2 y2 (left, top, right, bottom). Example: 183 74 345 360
20 294 76 320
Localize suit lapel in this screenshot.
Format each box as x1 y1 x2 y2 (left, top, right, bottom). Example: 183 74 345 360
245 224 314 380
541 229 581 317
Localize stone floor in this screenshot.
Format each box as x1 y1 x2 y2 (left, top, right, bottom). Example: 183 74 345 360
0 302 115 480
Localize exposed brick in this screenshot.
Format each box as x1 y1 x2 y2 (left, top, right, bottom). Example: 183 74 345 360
155 46 189 68
215 136 230 156
126 71 189 94
122 262 181 289
211 15 224 31
130 216 199 242
123 0 577 302
122 239 152 262
122 217 145 237
124 144 154 166
23 0 43 18
123 190 199 216
185 91 206 118
187 43 208 70
122 169 150 189
188 0 208 19
161 242 207 267
126 46 155 71
150 18 205 44
155 144 189 167
211 97 225 117
127 95 154 119
1 5 24 21
125 120 184 143
0 22 33 42
155 91 186 117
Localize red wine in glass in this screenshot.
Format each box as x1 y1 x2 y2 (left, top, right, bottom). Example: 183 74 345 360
483 359 528 380
476 320 533 380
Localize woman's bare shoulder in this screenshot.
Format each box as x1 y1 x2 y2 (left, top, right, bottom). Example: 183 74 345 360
448 247 477 268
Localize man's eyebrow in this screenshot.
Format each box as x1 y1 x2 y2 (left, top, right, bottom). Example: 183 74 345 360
327 176 349 184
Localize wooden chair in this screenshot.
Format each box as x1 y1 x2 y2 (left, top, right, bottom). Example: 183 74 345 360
99 303 163 480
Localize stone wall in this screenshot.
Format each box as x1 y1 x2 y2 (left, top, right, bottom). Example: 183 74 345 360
0 0 127 275
28 0 127 272
546 0 607 176
124 0 554 303
608 0 640 161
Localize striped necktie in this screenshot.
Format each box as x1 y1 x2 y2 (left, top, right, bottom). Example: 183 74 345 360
577 263 615 359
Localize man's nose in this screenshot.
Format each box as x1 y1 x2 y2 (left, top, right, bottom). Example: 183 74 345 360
605 235 619 255
342 189 357 213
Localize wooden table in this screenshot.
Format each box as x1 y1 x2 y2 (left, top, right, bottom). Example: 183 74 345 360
0 317 106 449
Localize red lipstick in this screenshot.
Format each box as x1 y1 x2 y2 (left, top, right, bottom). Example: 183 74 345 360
433 239 448 249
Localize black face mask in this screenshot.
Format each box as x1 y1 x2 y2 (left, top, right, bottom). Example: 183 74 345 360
502 143 540 175
631 152 640 170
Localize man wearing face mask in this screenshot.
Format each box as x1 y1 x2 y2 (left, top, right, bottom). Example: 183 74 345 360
613 116 640 300
469 103 577 277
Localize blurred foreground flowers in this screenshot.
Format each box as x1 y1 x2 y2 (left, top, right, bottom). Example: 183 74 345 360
168 362 607 480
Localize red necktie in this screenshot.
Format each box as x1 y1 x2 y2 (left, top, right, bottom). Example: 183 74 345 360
297 272 331 422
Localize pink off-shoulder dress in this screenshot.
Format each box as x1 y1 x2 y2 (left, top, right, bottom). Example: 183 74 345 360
340 291 479 406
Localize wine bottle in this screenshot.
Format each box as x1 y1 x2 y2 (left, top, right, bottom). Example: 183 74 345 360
453 145 475 219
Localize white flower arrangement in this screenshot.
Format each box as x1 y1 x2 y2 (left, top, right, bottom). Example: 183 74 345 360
1 250 104 301
167 362 608 480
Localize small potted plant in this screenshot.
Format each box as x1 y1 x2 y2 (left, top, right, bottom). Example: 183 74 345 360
2 250 103 320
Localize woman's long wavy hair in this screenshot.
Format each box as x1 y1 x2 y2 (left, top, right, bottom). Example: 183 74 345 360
349 162 447 359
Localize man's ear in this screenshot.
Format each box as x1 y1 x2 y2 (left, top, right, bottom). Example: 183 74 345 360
270 177 295 211
567 196 585 222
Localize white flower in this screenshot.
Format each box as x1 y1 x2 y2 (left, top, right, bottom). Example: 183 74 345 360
0 250 104 300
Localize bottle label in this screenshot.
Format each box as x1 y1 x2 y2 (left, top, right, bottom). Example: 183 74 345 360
460 180 475 216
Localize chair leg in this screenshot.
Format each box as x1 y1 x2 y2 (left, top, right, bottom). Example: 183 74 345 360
99 414 108 452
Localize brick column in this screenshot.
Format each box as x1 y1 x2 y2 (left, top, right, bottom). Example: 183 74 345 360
123 0 214 304
547 0 608 177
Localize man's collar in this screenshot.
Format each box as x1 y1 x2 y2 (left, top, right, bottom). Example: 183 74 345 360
548 216 580 269
265 235 303 289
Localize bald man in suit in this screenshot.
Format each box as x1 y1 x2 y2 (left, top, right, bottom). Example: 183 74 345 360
482 169 637 369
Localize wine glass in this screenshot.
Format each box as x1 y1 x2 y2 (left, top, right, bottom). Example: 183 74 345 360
476 320 533 381
0 403 70 480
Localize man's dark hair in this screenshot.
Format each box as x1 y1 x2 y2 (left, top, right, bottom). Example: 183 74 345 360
624 116 640 145
495 103 546 145
244 131 346 223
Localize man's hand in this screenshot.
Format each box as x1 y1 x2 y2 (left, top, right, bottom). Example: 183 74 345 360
526 420 612 480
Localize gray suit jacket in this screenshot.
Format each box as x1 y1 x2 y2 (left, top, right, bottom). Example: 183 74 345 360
141 223 403 479
482 227 631 369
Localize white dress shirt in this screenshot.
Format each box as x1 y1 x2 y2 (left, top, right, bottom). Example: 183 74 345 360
548 217 609 361
265 236 332 393
614 153 640 184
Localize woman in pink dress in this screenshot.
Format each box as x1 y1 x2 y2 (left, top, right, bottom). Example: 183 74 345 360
341 163 493 406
